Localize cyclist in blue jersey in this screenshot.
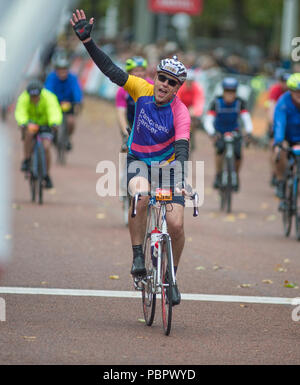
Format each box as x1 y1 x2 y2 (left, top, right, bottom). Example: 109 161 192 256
204 77 253 190
45 56 83 150
273 73 300 202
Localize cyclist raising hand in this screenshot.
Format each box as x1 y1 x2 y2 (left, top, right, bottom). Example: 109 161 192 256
71 9 191 306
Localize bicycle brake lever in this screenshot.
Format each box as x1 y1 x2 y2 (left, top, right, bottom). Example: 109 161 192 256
131 193 140 218
192 192 199 217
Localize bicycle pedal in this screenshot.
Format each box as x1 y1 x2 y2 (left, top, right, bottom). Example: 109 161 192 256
133 277 145 291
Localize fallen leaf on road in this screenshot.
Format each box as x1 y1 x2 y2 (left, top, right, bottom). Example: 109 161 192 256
48 188 56 195
238 283 252 288
275 264 287 273
97 213 106 219
138 318 145 323
12 203 21 210
265 214 276 222
260 202 269 210
187 237 192 242
284 280 299 289
109 275 120 280
195 266 206 271
223 215 236 222
262 279 273 284
213 265 222 271
238 213 247 219
23 336 36 341
240 304 248 308
283 259 290 264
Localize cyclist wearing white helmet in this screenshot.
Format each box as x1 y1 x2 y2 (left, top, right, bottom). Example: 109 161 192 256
71 10 191 306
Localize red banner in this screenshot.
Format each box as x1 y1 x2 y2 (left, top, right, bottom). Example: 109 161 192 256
149 0 202 15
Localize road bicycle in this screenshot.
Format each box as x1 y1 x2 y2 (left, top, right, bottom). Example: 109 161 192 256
131 187 199 335
219 132 240 213
24 125 48 205
277 144 300 240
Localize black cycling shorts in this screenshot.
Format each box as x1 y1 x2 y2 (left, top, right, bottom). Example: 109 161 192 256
126 153 185 207
215 135 242 160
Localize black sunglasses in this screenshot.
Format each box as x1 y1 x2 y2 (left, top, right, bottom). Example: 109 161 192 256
157 74 179 87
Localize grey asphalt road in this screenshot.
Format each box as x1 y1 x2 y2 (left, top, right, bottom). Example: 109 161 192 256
0 97 299 365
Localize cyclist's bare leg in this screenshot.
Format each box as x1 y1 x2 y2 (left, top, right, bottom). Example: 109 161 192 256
215 153 223 174
166 203 184 268
128 176 150 245
66 114 75 137
24 131 34 160
235 159 241 174
273 151 287 180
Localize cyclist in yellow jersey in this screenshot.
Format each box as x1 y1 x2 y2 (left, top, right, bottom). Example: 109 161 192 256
15 80 63 188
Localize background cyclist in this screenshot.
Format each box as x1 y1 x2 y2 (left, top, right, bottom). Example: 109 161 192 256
177 69 205 152
115 56 153 196
273 73 300 205
71 9 191 306
267 69 290 187
15 80 63 188
45 55 83 151
204 77 253 191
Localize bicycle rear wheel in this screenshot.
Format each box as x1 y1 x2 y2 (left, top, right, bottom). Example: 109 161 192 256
282 180 293 237
161 237 172 336
142 234 156 326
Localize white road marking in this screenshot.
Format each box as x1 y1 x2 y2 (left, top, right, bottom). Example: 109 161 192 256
0 286 297 306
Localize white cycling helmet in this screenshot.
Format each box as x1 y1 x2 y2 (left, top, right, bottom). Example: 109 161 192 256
157 55 187 84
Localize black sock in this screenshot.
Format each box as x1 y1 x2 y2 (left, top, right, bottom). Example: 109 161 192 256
132 245 143 260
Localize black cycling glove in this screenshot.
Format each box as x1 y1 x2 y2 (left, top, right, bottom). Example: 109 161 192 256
73 18 93 41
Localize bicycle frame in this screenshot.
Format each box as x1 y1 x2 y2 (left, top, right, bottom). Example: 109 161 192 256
32 134 47 179
145 198 175 294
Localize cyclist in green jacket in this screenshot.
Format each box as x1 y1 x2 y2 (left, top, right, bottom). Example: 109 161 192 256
15 80 63 188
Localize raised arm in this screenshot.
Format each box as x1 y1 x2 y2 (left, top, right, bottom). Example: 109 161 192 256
70 9 128 87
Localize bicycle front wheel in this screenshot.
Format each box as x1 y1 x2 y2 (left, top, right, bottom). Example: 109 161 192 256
294 178 300 241
282 181 293 237
161 236 173 336
142 234 156 326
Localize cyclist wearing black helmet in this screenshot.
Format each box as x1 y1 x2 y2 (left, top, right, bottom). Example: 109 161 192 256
204 77 253 191
15 80 62 188
45 56 83 151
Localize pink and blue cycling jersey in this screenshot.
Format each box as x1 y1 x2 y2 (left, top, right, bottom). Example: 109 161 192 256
116 77 153 128
123 75 190 166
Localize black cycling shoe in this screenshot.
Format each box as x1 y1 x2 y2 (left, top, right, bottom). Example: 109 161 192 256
165 272 181 306
213 173 222 189
65 141 72 151
44 175 53 189
130 255 146 277
21 159 30 172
